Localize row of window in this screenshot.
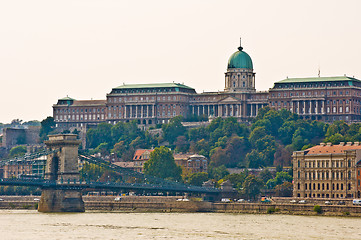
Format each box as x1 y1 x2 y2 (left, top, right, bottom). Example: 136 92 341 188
272 103 353 114
108 111 179 119
56 114 104 121
272 90 351 98
298 160 353 168
56 108 104 114
108 104 179 111
108 95 186 103
297 182 352 191
297 171 352 180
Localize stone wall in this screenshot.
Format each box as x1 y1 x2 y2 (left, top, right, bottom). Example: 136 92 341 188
2 127 40 149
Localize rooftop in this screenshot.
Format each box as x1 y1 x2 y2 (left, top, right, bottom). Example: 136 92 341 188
133 149 154 161
276 76 361 84
113 83 194 90
305 142 361 154
72 100 106 106
58 96 75 101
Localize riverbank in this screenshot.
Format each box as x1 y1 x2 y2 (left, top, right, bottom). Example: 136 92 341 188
1 195 361 216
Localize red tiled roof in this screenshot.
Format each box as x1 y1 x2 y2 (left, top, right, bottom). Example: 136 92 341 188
306 143 361 154
133 149 153 161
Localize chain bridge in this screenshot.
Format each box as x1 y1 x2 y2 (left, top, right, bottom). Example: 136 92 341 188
0 134 220 212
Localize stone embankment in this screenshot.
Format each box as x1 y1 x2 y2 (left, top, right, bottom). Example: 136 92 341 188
1 195 361 216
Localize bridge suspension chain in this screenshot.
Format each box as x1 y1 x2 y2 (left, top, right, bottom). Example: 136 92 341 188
78 154 215 192
0 148 59 166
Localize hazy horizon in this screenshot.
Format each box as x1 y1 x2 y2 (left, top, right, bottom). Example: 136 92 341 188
1 0 361 123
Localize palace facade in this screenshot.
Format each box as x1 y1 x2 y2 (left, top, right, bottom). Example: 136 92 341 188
293 142 361 199
53 39 361 129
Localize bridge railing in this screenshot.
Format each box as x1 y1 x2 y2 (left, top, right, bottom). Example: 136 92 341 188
0 177 219 193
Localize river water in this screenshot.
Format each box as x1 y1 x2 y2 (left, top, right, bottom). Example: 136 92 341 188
0 210 360 240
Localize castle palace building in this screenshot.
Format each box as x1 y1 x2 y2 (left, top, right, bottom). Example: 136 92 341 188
53 39 361 129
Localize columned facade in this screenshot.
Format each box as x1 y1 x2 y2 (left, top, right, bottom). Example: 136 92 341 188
53 41 361 129
293 142 361 199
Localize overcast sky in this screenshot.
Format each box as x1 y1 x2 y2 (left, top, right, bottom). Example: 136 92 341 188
1 0 361 123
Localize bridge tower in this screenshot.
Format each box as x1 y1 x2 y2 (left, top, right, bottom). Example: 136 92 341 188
38 134 85 212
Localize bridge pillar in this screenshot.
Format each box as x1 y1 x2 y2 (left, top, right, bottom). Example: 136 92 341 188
38 134 85 212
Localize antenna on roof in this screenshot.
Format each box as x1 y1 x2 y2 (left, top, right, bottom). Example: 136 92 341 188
318 66 320 77
238 37 243 51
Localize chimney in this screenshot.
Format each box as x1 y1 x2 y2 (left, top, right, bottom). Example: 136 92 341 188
355 142 360 146
339 142 345 146
326 142 332 146
346 142 352 146
320 143 326 147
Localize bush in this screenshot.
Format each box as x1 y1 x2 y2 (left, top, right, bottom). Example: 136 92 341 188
267 206 276 214
313 205 322 214
22 204 31 209
344 211 350 216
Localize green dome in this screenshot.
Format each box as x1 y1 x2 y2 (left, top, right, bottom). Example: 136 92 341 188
227 46 253 69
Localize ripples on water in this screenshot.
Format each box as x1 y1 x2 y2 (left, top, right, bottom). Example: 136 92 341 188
0 210 360 240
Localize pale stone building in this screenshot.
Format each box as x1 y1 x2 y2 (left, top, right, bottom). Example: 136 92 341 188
293 142 361 199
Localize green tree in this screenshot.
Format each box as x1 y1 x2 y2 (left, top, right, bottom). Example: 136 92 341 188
40 116 55 141
208 165 229 181
258 168 274 185
162 116 186 144
143 146 182 181
9 145 27 157
246 150 264 168
274 182 293 197
223 173 247 188
174 136 189 153
94 142 110 155
188 172 209 186
23 120 41 127
224 136 249 167
112 141 127 158
324 133 345 144
241 174 263 200
266 171 293 189
209 147 227 167
86 123 112 148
